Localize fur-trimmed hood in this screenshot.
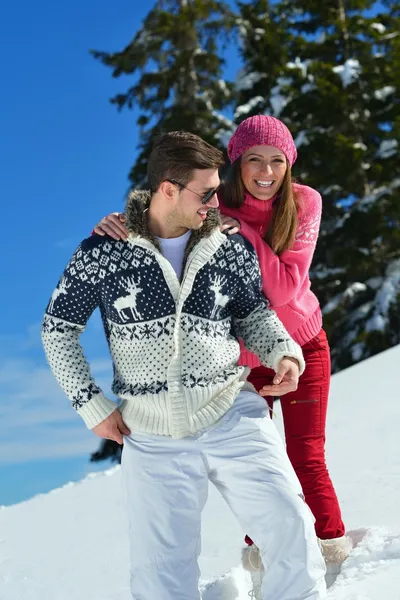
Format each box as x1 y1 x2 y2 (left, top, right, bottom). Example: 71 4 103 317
124 189 221 262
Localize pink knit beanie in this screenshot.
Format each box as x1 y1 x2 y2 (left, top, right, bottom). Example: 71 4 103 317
227 115 297 166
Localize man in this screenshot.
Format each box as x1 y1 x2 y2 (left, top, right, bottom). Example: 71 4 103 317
42 131 326 599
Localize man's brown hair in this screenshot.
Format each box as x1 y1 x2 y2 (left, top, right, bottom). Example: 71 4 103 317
147 131 224 193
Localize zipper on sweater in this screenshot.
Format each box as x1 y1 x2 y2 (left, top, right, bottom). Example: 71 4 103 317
289 399 318 404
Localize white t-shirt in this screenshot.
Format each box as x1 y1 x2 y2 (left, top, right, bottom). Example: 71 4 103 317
157 230 191 280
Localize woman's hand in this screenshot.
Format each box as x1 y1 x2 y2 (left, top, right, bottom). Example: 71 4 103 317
259 357 299 397
93 213 129 240
220 215 241 235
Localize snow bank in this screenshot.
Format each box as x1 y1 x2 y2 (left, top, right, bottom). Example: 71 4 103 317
1 345 400 599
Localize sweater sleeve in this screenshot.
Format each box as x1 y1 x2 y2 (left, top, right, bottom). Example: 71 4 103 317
41 240 117 429
229 237 305 374
238 187 322 307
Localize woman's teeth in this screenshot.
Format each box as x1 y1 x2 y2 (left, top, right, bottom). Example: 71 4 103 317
256 180 273 187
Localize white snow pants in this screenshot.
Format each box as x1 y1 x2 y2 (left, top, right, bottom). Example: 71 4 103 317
121 391 327 600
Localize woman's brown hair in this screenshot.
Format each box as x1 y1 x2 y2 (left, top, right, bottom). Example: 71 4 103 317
222 158 300 255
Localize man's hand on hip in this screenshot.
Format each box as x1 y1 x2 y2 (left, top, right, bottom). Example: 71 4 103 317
92 409 131 445
259 357 300 397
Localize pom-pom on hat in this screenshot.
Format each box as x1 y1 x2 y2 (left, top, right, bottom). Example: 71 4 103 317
227 115 297 166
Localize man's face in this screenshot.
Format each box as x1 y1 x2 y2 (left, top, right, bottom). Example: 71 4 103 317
168 169 220 231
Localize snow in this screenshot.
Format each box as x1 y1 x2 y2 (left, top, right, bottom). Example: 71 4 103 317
351 342 364 361
235 18 251 42
382 32 400 41
235 70 263 91
212 111 235 147
333 59 362 88
329 211 350 230
217 79 230 98
322 282 367 315
301 82 316 94
328 528 400 599
366 276 383 291
1 345 400 599
287 57 308 78
358 185 389 209
374 86 395 101
322 260 400 352
376 139 398 159
254 28 265 41
321 185 341 196
234 96 263 118
270 77 291 116
371 23 386 34
354 142 367 151
216 131 234 148
365 259 400 333
294 130 309 147
311 266 344 281
364 314 386 333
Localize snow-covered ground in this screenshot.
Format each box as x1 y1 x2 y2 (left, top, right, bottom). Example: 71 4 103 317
1 345 400 599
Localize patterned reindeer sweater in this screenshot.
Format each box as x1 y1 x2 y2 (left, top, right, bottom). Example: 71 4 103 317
42 191 305 439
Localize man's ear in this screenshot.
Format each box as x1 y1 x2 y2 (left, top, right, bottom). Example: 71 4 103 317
158 180 177 201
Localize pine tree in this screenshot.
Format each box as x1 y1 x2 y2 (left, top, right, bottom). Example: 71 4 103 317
90 439 122 464
284 1 400 371
91 0 236 186
233 0 294 122
234 0 400 371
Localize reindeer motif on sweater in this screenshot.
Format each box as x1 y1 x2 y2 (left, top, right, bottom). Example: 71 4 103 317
113 276 143 322
48 276 70 312
209 275 229 318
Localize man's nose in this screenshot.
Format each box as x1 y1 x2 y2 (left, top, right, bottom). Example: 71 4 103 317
207 192 219 208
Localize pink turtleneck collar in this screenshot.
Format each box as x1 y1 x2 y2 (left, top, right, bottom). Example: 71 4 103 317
220 191 278 238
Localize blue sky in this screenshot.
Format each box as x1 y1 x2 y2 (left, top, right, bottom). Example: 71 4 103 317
0 0 240 506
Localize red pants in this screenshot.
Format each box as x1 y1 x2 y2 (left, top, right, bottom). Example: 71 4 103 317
246 329 345 541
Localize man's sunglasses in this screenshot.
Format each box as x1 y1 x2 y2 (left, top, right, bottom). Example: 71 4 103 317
166 179 220 205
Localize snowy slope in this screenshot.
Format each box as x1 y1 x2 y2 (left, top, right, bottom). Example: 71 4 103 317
1 345 400 599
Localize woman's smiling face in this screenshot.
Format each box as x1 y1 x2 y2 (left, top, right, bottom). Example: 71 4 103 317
240 145 288 200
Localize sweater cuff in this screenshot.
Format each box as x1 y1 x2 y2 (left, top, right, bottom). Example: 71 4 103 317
268 339 306 376
77 393 118 429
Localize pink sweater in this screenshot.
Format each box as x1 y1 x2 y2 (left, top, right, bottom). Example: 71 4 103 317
220 183 323 368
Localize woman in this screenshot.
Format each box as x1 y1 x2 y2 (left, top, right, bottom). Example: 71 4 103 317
93 115 351 570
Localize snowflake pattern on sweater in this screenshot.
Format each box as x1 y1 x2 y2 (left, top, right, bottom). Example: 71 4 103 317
42 193 304 438
294 203 321 246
